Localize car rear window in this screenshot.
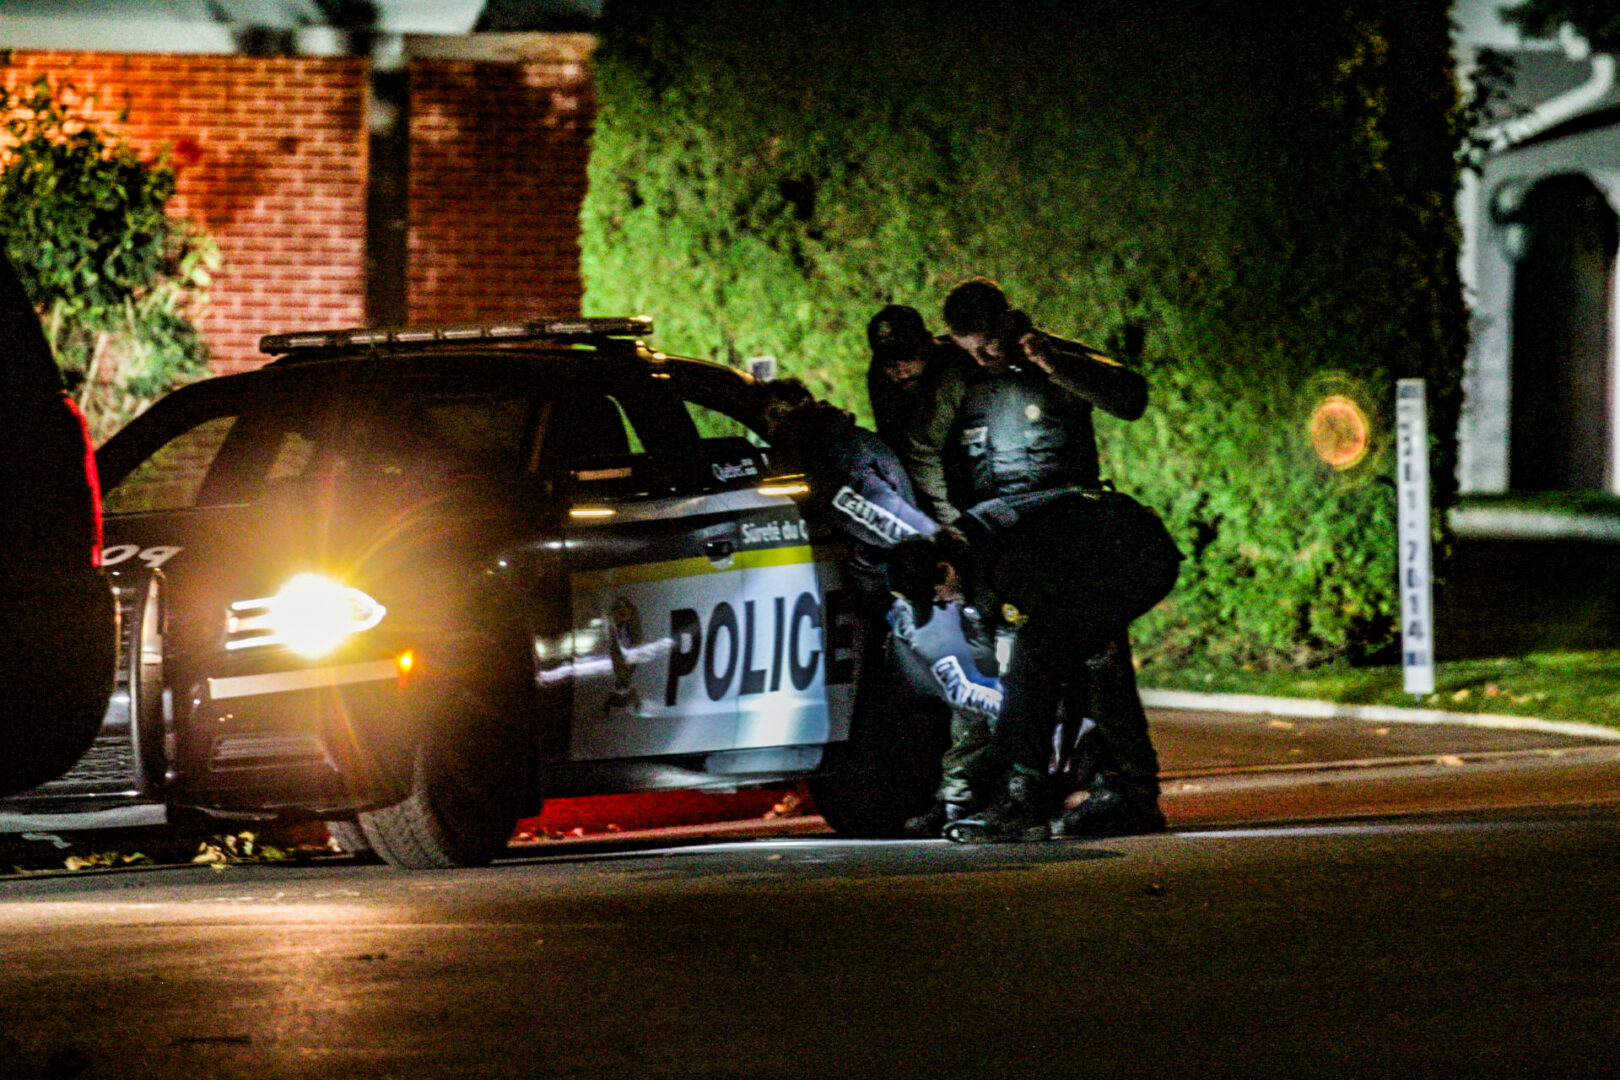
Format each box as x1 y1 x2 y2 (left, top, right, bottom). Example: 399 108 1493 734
102 414 239 514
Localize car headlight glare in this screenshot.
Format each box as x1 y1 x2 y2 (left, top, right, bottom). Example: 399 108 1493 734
227 573 387 658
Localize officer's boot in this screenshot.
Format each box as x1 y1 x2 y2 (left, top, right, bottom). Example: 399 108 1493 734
1057 771 1166 839
902 801 973 839
944 769 1051 844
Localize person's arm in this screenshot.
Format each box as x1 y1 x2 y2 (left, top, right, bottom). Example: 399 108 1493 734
827 434 939 547
1020 331 1147 421
869 443 940 537
866 362 900 448
900 346 970 524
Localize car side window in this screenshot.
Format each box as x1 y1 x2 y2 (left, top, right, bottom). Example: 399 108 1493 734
675 387 784 483
425 394 537 461
359 390 541 479
685 400 766 447
102 414 239 514
539 378 698 500
265 430 318 484
546 391 649 464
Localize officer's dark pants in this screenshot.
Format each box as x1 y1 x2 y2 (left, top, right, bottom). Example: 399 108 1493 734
996 617 1160 800
1066 634 1160 799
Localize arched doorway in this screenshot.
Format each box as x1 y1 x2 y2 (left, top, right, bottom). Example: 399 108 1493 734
1509 173 1619 492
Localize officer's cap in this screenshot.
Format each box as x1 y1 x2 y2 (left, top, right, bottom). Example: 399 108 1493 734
867 304 932 361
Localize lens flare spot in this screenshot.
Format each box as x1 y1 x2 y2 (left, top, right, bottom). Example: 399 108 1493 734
1309 395 1369 470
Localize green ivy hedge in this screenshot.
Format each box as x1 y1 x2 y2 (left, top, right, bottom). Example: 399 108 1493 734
581 0 1466 669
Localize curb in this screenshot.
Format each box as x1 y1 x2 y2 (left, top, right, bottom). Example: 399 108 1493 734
1139 688 1620 743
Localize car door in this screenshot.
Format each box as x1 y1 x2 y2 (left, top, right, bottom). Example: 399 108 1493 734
676 385 861 754
556 374 750 762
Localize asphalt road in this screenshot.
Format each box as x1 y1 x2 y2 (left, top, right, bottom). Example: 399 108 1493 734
3 711 1620 1079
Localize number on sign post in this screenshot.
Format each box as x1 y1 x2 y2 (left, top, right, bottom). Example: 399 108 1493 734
1396 379 1435 696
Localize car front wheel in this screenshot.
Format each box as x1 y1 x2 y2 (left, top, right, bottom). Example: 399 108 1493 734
356 682 525 869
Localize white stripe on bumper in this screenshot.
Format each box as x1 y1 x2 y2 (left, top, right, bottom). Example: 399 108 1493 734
208 659 399 701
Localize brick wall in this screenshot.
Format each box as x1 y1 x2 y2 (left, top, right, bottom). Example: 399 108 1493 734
2 52 370 375
406 45 593 323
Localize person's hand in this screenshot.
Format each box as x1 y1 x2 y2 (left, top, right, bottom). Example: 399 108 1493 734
1019 330 1053 374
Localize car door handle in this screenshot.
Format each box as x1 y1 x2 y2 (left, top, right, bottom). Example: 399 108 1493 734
703 539 735 560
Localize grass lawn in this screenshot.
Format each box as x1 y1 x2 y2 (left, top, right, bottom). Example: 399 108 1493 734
1141 650 1620 730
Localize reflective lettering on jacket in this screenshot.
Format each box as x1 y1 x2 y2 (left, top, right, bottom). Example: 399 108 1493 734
831 485 923 547
930 655 1002 721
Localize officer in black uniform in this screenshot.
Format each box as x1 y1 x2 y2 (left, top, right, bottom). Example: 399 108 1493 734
865 304 938 453
890 488 1182 842
903 276 1163 838
756 379 938 605
757 379 1011 837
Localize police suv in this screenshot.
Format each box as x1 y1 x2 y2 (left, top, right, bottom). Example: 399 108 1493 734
0 318 942 867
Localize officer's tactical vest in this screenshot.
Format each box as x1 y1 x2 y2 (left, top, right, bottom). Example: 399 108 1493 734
946 366 1101 509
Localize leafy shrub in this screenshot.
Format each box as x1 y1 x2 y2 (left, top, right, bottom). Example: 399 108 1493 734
0 74 218 441
582 0 1465 667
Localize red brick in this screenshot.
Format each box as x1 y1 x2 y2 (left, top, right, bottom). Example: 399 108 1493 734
5 51 373 373
6 48 596 371
404 57 593 323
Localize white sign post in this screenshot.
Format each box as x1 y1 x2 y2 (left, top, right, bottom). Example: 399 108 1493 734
1395 379 1435 696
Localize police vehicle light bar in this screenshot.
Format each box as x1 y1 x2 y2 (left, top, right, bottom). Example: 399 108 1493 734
259 316 654 355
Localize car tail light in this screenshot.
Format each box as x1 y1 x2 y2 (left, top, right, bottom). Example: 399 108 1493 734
61 396 104 567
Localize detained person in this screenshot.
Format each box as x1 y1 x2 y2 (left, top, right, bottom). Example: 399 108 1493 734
756 378 1006 837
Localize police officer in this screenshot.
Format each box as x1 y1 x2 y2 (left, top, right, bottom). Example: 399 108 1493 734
906 277 1147 521
758 378 967 833
891 488 1182 842
903 276 1164 837
756 378 938 605
865 304 938 453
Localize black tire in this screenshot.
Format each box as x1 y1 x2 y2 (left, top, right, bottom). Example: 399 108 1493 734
356 683 525 869
0 570 116 798
325 820 372 856
809 669 949 838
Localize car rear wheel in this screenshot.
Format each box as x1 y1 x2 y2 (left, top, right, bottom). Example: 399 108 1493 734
355 683 524 869
809 666 948 838
0 571 116 798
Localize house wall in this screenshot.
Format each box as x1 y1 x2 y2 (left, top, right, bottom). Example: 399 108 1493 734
406 44 593 324
1460 128 1620 494
1 52 371 375
2 43 595 374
